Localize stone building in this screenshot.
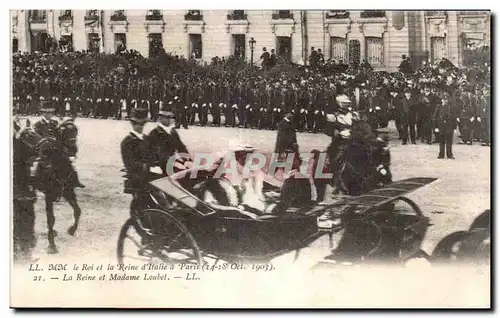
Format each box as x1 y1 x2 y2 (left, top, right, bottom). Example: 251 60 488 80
11 10 490 71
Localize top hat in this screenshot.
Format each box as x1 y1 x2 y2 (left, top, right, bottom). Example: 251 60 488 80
40 100 55 112
129 108 149 124
158 105 175 117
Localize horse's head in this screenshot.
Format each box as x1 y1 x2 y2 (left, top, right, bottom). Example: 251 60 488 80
14 118 48 157
56 118 79 157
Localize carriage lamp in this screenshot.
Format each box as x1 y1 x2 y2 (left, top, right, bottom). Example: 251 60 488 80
249 37 256 65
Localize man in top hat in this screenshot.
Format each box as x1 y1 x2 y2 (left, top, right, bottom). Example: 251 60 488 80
147 105 190 176
419 85 440 144
121 108 158 215
274 112 298 163
399 88 420 145
260 47 271 70
433 92 457 159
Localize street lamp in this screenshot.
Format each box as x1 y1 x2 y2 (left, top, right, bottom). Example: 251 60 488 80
249 37 256 65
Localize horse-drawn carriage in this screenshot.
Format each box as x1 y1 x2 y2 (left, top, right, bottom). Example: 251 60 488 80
116 153 437 267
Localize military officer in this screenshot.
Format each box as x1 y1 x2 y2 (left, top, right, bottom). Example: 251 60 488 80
33 101 86 188
34 101 60 138
433 92 458 159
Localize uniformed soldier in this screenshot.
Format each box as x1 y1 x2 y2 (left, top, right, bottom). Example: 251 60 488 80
313 87 326 132
306 86 316 131
200 82 212 126
126 78 138 119
324 94 360 193
240 82 252 128
176 83 189 129
33 101 86 189
211 82 222 127
272 84 283 128
224 82 237 127
149 78 160 122
260 84 273 129
433 92 458 159
34 101 60 138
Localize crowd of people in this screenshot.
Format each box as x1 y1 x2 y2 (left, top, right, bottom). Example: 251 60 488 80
12 47 491 145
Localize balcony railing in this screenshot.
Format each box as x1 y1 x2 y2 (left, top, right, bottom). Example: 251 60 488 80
58 14 73 21
360 11 386 18
272 11 293 19
110 13 127 21
29 16 47 23
227 12 247 20
184 12 203 21
84 15 99 22
325 10 349 19
146 14 163 21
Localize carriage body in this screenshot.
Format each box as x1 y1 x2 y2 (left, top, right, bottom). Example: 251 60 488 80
117 169 437 266
140 172 324 263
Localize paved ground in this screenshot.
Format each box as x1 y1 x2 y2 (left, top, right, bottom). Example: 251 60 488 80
21 117 490 263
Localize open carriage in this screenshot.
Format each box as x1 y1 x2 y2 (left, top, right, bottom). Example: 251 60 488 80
117 169 437 266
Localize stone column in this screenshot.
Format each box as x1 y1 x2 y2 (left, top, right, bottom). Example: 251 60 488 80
446 11 460 66
17 10 30 52
73 10 86 51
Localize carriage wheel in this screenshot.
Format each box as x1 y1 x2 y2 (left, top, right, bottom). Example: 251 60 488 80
430 231 469 263
117 209 203 266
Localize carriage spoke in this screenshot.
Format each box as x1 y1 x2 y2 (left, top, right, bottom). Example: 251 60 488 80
166 231 185 248
125 234 143 249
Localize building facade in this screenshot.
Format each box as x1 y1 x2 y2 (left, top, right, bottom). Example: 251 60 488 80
11 10 491 71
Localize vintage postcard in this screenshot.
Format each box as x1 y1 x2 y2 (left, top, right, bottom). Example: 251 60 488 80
10 9 491 308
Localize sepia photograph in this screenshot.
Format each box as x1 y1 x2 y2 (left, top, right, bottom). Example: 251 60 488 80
10 8 491 308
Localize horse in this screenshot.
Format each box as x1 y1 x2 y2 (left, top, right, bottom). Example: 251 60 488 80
17 117 83 254
13 119 38 261
319 119 393 197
